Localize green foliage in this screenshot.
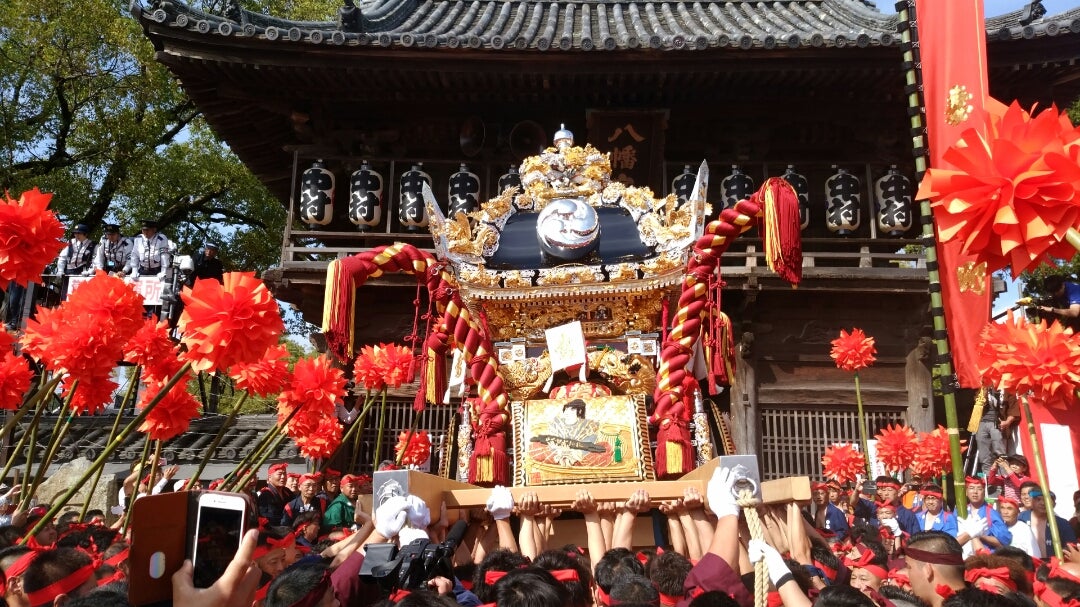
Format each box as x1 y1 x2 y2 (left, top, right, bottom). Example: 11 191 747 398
0 0 285 274
212 338 313 414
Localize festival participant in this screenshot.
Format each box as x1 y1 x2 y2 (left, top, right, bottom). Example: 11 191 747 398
286 473 300 495
319 469 342 503
1070 490 1080 538
190 242 225 284
988 455 1030 503
995 497 1036 556
963 477 1011 552
874 503 904 555
1020 481 1039 512
258 463 292 523
264 561 336 607
1019 488 1079 558
281 474 328 528
916 485 958 537
322 474 361 534
128 219 171 281
828 482 845 507
847 541 889 598
963 554 1031 596
1037 274 1080 331
903 531 967 607
851 476 920 536
291 512 322 551
811 482 850 539
56 224 96 277
21 547 98 606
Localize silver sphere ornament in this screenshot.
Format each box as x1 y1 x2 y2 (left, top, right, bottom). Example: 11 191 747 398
536 198 600 261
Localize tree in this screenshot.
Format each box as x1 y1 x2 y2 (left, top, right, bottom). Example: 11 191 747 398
0 0 285 273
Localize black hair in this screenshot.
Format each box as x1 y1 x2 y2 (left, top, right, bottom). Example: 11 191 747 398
942 587 1027 607
648 551 691 596
56 511 81 533
857 540 889 571
815 585 877 607
494 567 570 607
1035 563 1080 602
608 573 659 607
1019 480 1040 493
687 590 740 607
291 511 321 531
594 548 644 593
265 561 330 607
395 589 458 607
22 547 93 602
878 586 930 607
848 522 882 546
966 555 1031 596
0 526 22 549
64 589 132 607
473 548 531 603
533 548 593 607
993 546 1034 573
906 531 964 577
1044 275 1066 294
562 399 587 419
875 476 901 486
810 540 842 576
784 557 813 595
0 545 32 570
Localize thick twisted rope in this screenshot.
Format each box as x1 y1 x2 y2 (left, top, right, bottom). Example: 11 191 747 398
738 489 767 607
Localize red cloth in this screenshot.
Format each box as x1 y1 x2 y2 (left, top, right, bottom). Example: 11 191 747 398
914 0 991 388
680 553 752 607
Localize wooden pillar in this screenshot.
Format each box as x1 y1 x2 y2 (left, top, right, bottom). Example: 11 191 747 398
905 336 934 431
731 332 758 455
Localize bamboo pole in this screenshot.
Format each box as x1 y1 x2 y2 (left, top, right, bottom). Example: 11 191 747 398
896 0 968 512
373 390 389 465
185 392 247 490
853 372 872 479
232 432 289 492
1019 394 1063 559
0 376 59 487
395 406 423 467
19 361 192 544
18 394 49 510
79 370 140 521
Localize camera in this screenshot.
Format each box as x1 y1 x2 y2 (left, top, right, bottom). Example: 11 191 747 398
360 519 468 592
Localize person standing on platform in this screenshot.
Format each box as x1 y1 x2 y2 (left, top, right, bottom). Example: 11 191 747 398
1036 274 1080 331
128 219 171 280
189 241 224 285
94 224 134 276
56 224 96 277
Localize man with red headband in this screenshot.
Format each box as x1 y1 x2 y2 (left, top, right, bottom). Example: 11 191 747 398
904 531 967 607
258 463 292 523
995 496 1035 556
323 474 361 534
850 475 919 536
964 476 1012 552
281 473 328 528
20 547 98 606
319 469 342 503
810 481 849 539
916 485 958 537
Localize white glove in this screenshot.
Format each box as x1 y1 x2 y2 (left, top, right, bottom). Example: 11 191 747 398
375 495 409 539
486 486 515 521
961 514 988 539
398 526 430 546
404 494 431 529
706 466 741 519
110 505 125 516
748 539 791 587
881 518 900 535
156 272 167 281
81 269 93 276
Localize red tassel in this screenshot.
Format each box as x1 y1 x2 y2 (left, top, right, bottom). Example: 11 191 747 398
752 178 802 286
661 298 670 345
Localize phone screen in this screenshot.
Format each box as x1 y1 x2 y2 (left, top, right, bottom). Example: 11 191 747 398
192 504 244 588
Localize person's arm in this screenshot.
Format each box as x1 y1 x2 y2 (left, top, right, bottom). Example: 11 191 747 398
172 528 262 607
663 504 687 556
748 539 812 607
571 489 607 573
486 486 517 552
598 501 616 550
678 498 703 561
683 487 715 555
613 490 649 550
517 492 541 561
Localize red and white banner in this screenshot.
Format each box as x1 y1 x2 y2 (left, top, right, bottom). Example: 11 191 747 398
915 0 992 389
67 276 165 305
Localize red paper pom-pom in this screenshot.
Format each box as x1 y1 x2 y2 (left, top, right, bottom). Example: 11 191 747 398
978 311 1080 409
874 424 918 474
0 188 66 289
822 443 866 484
830 328 877 372
395 431 432 467
912 426 953 480
180 272 284 374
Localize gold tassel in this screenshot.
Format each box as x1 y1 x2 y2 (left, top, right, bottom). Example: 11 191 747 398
967 386 986 433
426 348 438 406
665 443 683 474
322 259 339 335
477 455 493 483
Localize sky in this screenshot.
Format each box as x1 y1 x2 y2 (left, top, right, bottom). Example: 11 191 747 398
871 0 1079 16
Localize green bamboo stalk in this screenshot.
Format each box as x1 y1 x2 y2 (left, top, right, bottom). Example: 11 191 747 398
27 412 73 509
79 368 140 521
19 361 192 545
395 406 423 467
373 390 389 465
0 374 62 443
0 392 50 499
186 392 247 490
896 0 968 512
19 394 49 510
346 393 379 472
221 423 282 490
853 372 872 480
1020 394 1063 559
233 432 289 492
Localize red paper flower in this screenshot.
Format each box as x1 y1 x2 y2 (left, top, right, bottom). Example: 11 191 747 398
977 311 1080 408
0 330 14 353
830 328 877 372
137 375 202 441
277 355 346 436
912 426 953 480
821 443 866 484
395 431 432 467
917 101 1080 277
65 372 118 416
353 343 414 391
124 318 176 369
0 188 66 288
294 416 343 460
230 344 290 397
0 352 31 410
179 272 284 373
62 271 145 342
874 424 918 474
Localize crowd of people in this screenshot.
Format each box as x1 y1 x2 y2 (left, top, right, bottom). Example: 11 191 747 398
0 457 1077 607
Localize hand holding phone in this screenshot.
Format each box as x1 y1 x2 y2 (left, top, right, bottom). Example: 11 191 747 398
173 528 262 607
192 492 250 589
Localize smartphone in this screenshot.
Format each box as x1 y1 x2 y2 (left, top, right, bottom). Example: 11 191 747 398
191 492 248 589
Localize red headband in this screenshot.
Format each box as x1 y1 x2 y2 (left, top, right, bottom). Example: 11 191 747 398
268 463 288 475
549 569 580 582
965 567 1017 592
1048 558 1080 583
659 592 680 607
997 496 1020 508
1035 580 1080 607
851 551 887 580
24 564 96 606
814 560 838 581
965 476 983 486
299 473 319 485
7 550 40 579
104 547 129 567
253 532 296 560
888 571 910 586
877 481 901 490
905 546 965 567
322 468 341 479
484 570 509 585
921 490 943 499
283 569 332 607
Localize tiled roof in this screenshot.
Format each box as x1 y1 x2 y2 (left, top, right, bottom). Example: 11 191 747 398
136 0 1080 52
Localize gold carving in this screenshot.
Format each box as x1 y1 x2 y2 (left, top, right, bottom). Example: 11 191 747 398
945 85 974 126
957 261 987 294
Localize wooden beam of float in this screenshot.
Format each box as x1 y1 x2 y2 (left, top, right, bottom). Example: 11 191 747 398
373 458 810 523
